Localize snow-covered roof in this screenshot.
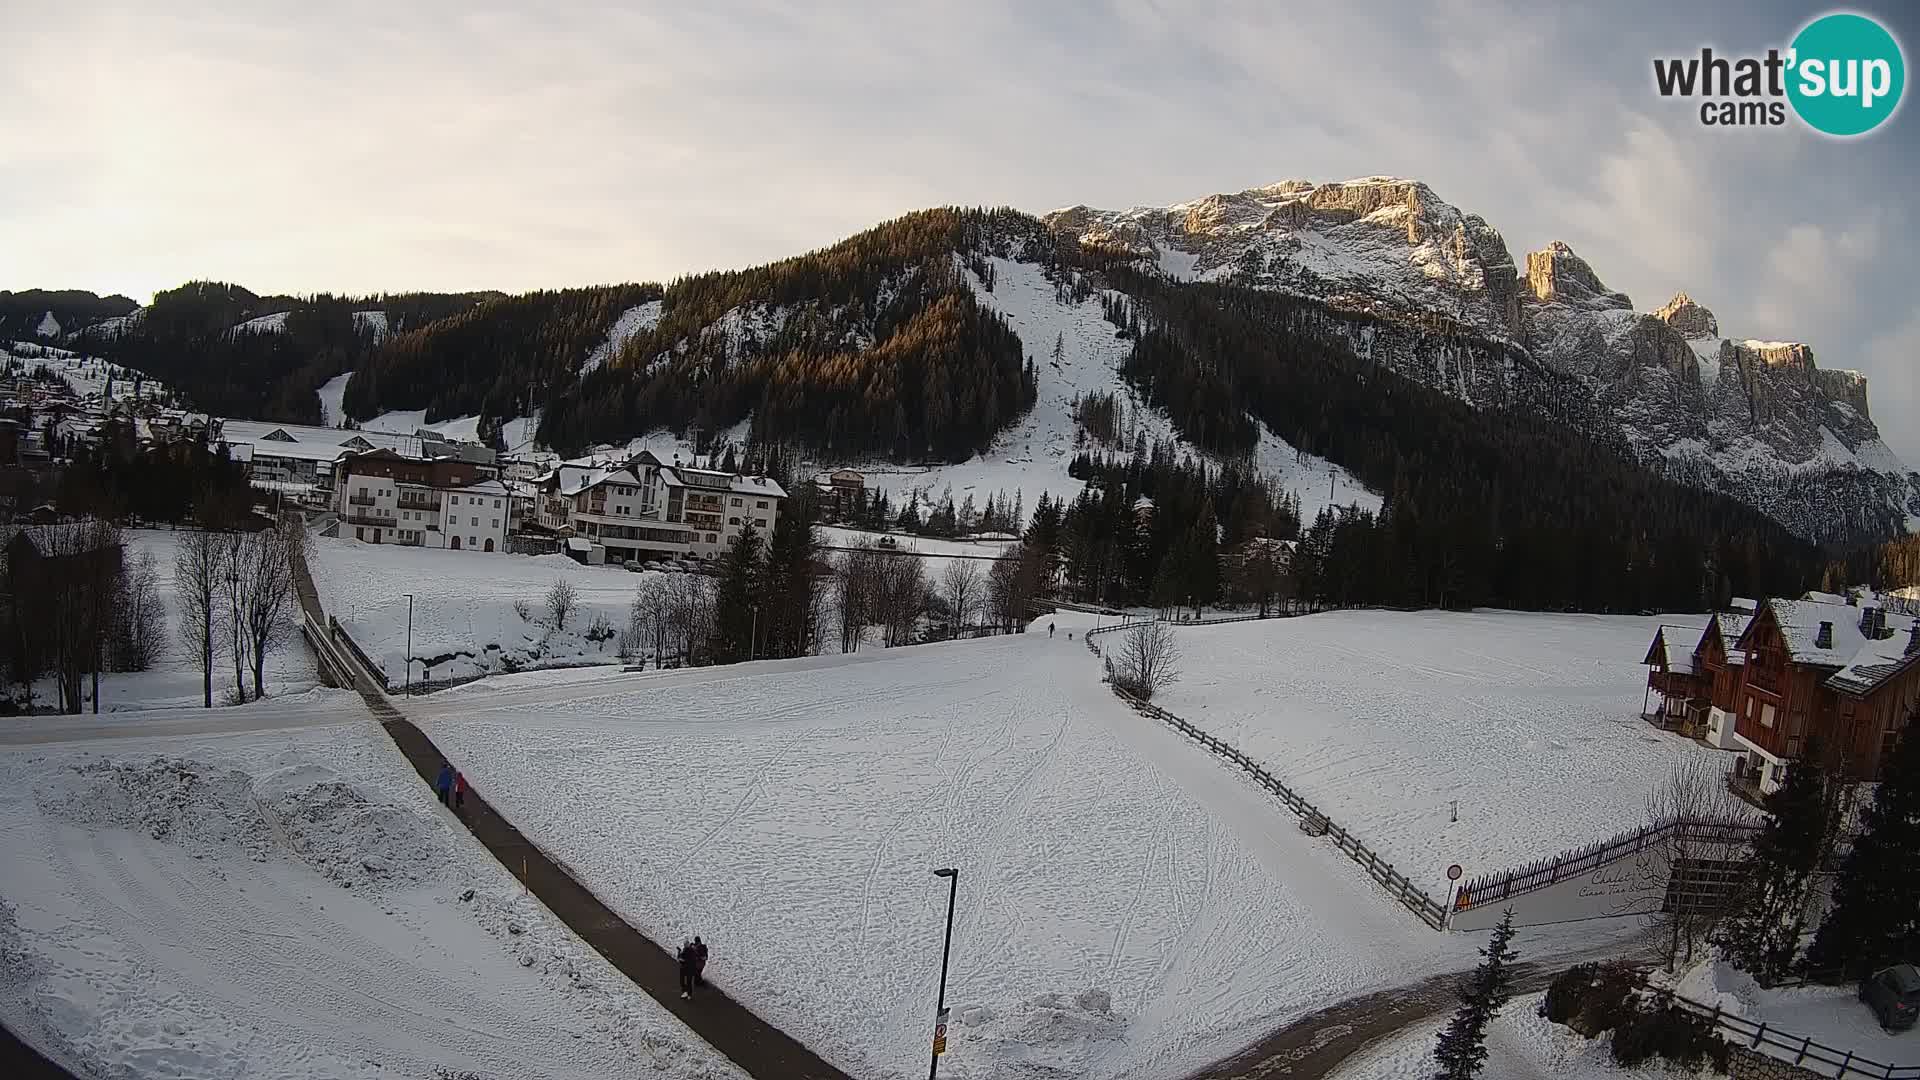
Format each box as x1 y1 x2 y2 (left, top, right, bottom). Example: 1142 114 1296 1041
730 475 786 499
220 419 422 462
455 479 510 498
1646 625 1697 674
1728 597 1757 614
1826 629 1920 697
1714 613 1753 665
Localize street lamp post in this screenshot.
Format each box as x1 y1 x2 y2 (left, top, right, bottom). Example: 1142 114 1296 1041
403 592 414 694
929 867 959 1080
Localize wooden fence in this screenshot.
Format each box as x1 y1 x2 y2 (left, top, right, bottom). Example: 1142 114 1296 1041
1455 816 1763 912
1651 986 1920 1079
1084 618 1449 930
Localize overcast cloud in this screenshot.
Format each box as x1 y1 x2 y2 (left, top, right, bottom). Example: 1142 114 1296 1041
2 0 1915 459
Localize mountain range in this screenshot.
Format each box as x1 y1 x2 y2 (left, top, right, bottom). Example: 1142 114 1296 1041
3 176 1910 550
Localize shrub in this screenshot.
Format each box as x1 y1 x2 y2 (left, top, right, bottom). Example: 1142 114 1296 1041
585 612 615 643
1542 962 1639 1038
512 598 532 622
1608 1002 1727 1072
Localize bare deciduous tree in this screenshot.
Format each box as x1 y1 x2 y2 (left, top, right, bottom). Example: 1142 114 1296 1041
29 519 123 713
834 545 880 653
941 560 983 636
663 572 714 666
174 528 228 709
546 578 579 630
874 556 928 647
236 525 296 701
113 549 167 672
1113 620 1181 700
1645 754 1750 971
987 544 1042 634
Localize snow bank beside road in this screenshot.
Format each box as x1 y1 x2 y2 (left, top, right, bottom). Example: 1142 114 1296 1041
0 721 744 1080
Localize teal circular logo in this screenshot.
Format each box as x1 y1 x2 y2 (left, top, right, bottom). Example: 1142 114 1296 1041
1787 13 1905 136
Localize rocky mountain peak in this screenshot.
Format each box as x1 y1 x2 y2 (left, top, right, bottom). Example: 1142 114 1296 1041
1653 292 1719 339
1524 242 1630 309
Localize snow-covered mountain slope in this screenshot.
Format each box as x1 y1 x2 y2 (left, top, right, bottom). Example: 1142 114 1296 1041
3 342 173 406
1050 178 1918 543
229 310 291 335
316 371 352 427
583 300 663 376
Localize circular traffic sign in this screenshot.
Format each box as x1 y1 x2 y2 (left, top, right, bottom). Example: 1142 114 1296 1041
1446 864 1463 881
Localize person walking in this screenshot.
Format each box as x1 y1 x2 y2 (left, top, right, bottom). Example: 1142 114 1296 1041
677 939 700 999
435 763 454 806
1048 621 1056 639
452 770 468 814
691 936 709 988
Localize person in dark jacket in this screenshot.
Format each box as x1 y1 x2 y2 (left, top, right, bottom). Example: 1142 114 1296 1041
452 771 468 813
691 936 709 987
677 940 699 999
435 763 454 805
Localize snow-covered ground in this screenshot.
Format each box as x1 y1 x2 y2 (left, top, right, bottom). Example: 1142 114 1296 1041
29 529 318 712
1667 959 1917 1074
1153 610 1731 887
316 371 352 427
583 300 663 375
816 525 1021 579
306 535 664 684
414 625 1489 1080
3 346 171 406
1328 991 1702 1080
357 409 484 445
0 713 744 1080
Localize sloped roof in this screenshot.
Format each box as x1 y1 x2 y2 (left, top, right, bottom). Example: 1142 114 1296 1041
1646 625 1698 674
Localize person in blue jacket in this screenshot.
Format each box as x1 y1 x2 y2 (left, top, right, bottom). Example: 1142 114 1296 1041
435 763 454 805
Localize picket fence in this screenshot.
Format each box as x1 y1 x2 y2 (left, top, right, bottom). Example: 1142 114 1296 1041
1083 618 1450 930
1455 816 1763 913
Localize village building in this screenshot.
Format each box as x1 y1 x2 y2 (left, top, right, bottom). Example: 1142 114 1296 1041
217 419 496 500
531 450 786 563
331 448 510 552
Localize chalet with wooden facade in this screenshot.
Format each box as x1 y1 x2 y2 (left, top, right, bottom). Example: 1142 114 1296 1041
1643 624 1708 733
1725 594 1920 797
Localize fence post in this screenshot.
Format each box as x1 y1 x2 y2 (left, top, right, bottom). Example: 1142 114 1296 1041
1793 1036 1810 1066
1751 1022 1766 1049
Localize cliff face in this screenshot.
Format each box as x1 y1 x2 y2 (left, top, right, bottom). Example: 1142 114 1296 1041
1048 179 1918 543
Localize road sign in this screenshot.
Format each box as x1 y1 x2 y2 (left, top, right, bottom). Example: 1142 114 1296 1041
932 1007 950 1056
1446 863 1463 881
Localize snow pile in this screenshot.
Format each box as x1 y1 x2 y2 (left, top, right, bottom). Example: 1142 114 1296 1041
306 535 659 684
1330 991 1687 1080
1157 610 1727 880
417 630 1471 1080
1664 958 1917 1070
0 721 747 1080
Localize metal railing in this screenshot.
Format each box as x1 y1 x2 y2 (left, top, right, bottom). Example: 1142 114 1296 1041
1652 985 1919 1079
1455 817 1763 912
348 494 376 506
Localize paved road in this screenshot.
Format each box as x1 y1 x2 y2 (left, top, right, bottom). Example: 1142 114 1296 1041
1 1022 79 1080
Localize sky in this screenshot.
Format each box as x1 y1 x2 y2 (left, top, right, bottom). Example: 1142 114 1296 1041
3 0 1917 460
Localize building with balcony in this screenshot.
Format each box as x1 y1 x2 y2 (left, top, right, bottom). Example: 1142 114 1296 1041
529 450 786 563
331 448 509 552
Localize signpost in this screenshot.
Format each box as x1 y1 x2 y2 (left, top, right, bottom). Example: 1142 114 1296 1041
931 1006 949 1057
1445 863 1464 927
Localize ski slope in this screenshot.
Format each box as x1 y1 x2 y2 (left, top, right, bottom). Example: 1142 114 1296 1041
316 371 352 427
413 626 1476 1080
852 257 1378 524
0 715 743 1080
1155 610 1735 886
3 345 172 406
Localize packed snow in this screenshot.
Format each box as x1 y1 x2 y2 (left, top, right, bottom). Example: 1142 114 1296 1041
1666 959 1917 1074
26 529 318 712
352 309 389 342
0 716 745 1080
35 310 60 338
316 371 352 428
582 300 663 376
1328 991 1693 1080
306 535 664 685
1153 610 1734 886
500 412 541 455
816 525 1020 578
230 311 291 335
415 626 1484 1080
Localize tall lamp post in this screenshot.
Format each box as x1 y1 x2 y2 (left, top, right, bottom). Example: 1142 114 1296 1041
929 867 959 1080
403 592 414 694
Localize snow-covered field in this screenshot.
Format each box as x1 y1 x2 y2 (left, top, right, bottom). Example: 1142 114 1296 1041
1668 959 1917 1074
1153 610 1730 886
414 624 1483 1080
816 525 1020 580
32 529 318 712
3 345 170 406
306 535 665 684
0 713 743 1080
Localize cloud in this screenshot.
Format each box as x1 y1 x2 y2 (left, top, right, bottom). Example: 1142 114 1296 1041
1862 311 1920 464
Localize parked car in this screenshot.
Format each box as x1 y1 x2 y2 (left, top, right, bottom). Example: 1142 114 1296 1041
877 536 898 549
1859 963 1920 1032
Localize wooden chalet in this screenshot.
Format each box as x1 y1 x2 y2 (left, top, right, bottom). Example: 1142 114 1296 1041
1725 594 1920 798
1642 624 1709 734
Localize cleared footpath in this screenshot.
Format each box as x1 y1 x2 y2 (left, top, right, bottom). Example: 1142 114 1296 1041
292 542 854 1080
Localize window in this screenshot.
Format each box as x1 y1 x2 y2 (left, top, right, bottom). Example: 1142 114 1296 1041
706 533 717 544
1760 703 1776 728
757 500 767 509
731 497 742 507
755 519 767 529
357 486 367 497
729 516 740 526
471 516 479 526
491 519 499 528
450 496 459 505
469 536 477 547
356 527 364 540
493 499 501 509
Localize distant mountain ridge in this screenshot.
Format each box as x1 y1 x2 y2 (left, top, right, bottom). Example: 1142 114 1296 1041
7 178 1910 547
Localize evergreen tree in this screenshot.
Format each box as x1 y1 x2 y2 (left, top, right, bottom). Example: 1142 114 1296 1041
1432 910 1519 1080
1808 719 1920 978
708 524 764 663
1715 738 1846 984
1181 499 1221 618
760 489 821 659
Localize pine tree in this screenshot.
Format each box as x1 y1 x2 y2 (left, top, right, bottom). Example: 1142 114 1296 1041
708 524 764 663
1432 910 1519 1080
760 489 821 659
1807 719 1920 979
1715 738 1845 984
1182 499 1221 618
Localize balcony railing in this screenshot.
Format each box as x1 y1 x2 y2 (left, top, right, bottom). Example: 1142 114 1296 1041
345 512 395 527
348 494 377 507
398 497 442 511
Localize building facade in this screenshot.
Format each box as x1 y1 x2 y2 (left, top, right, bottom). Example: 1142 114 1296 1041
531 451 786 563
333 449 510 552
